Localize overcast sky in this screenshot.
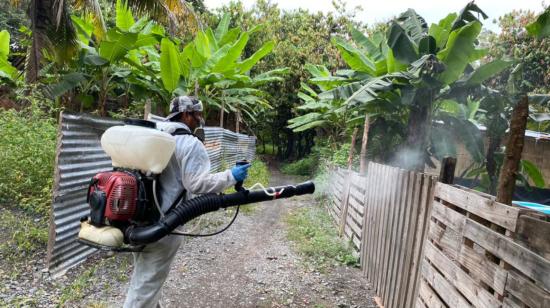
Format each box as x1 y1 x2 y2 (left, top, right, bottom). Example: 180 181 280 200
203 0 548 32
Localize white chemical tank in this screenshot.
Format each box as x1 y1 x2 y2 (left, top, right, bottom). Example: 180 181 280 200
101 119 175 174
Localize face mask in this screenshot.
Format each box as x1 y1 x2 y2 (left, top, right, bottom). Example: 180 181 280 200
193 115 205 143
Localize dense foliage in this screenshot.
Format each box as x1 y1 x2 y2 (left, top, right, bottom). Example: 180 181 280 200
0 103 57 216
210 0 354 159
1 0 284 124
291 3 516 172
485 10 550 133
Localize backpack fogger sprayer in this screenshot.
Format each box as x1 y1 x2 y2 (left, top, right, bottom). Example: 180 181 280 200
77 119 315 251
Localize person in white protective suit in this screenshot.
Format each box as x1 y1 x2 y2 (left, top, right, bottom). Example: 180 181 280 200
124 96 251 308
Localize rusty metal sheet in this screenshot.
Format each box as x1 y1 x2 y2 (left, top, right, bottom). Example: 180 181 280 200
47 113 121 276
47 113 256 275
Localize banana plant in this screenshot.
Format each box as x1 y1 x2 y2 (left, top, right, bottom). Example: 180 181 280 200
0 30 19 82
288 63 398 140
49 5 286 122
154 13 287 123
47 0 168 114
292 3 514 171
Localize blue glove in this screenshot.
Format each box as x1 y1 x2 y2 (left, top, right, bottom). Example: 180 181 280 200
231 163 251 182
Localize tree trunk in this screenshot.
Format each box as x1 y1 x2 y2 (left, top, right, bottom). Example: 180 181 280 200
439 157 457 184
496 95 529 205
98 70 108 116
296 134 303 158
144 99 151 120
404 92 432 172
308 131 315 154
235 109 240 133
220 99 225 127
359 114 370 174
285 130 295 160
26 0 49 83
348 127 359 170
486 134 502 195
272 127 278 157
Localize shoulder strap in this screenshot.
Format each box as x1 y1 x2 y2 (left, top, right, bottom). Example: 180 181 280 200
171 128 193 136
167 189 186 213
167 128 191 212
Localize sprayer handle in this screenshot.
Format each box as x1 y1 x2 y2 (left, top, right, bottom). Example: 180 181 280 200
234 160 249 192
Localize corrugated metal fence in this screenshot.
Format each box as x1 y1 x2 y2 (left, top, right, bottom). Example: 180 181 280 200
47 113 256 275
327 162 437 308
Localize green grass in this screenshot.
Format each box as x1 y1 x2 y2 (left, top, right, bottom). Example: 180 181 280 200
285 201 359 271
58 255 130 307
58 263 99 306
0 209 48 266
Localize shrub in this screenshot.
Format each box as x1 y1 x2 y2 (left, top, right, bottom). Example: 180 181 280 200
0 105 57 216
281 140 359 177
281 156 318 176
256 143 278 155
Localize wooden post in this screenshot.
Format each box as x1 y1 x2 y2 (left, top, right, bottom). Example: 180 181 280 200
359 114 370 174
497 95 529 205
144 99 151 120
439 156 457 184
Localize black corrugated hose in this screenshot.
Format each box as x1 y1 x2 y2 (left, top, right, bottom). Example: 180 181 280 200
125 181 315 245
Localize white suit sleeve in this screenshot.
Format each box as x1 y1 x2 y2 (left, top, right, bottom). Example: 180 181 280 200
176 137 236 194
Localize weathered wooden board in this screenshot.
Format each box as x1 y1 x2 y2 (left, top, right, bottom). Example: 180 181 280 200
421 260 472 307
424 241 500 308
427 220 461 259
422 182 550 308
435 184 520 231
431 200 466 233
463 218 550 292
418 279 445 308
388 171 414 307
397 172 423 308
514 214 550 259
456 243 508 295
406 175 435 308
505 269 550 308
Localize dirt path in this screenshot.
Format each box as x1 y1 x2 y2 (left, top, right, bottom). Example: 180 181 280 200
141 166 377 308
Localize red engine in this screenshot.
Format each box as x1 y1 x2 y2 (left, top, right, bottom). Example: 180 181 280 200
88 171 138 225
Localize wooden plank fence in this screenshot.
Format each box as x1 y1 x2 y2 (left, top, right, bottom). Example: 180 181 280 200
326 162 437 308
326 162 550 308
419 183 550 308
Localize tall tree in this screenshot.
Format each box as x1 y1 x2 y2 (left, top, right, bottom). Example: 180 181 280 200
497 8 550 204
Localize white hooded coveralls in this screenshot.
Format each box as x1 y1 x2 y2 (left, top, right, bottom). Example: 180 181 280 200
124 122 236 308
